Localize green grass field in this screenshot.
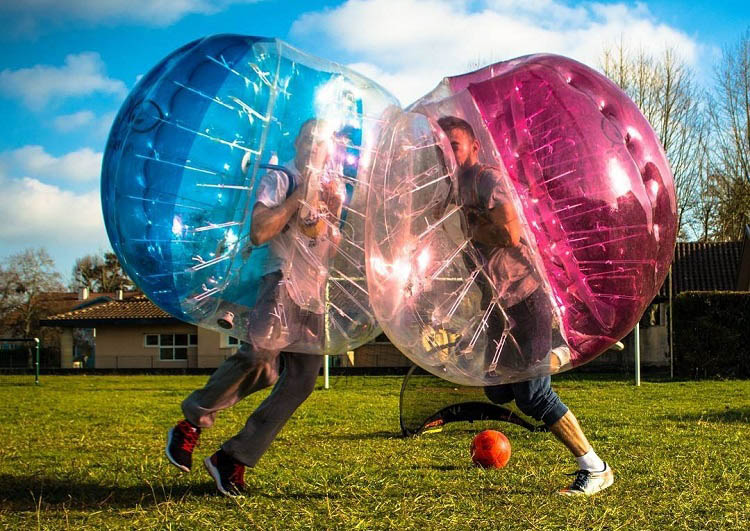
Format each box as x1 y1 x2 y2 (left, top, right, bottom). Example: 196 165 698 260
1 373 749 530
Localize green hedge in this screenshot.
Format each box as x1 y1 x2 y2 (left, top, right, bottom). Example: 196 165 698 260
673 291 750 378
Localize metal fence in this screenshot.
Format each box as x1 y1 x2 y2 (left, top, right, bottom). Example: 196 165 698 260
72 348 411 370
92 354 232 369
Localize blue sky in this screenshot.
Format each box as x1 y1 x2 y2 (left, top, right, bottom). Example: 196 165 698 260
0 0 748 281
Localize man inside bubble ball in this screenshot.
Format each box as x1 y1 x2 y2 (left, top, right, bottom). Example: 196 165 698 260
437 116 614 496
165 118 345 496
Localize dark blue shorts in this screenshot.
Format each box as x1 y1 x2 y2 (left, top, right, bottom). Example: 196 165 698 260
483 288 569 426
484 375 568 426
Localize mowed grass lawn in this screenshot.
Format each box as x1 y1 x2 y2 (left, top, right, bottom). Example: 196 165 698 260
0 373 749 530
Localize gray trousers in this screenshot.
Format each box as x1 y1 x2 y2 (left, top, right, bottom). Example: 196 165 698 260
182 346 322 467
181 271 323 467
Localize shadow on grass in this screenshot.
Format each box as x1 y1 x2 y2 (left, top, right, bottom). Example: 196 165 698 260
430 464 463 471
0 475 371 510
0 474 222 511
662 407 750 424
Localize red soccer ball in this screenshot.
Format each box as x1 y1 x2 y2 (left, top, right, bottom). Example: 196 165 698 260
471 430 511 469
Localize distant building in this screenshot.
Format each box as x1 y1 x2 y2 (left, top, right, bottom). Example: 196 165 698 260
41 294 240 369
41 290 411 369
41 230 750 370
1 288 140 368
594 229 750 369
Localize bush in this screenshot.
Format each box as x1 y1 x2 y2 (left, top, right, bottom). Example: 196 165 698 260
674 291 750 378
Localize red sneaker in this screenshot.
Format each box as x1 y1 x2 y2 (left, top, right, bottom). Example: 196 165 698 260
165 420 201 472
204 449 246 496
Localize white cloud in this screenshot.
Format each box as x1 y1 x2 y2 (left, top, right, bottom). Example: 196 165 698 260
0 145 111 275
0 52 127 110
53 110 96 132
345 62 427 108
0 145 102 182
0 171 106 247
291 0 704 105
96 111 118 142
1 0 260 29
52 109 117 145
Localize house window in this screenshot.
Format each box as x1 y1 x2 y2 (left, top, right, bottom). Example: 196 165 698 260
221 334 240 348
144 333 196 360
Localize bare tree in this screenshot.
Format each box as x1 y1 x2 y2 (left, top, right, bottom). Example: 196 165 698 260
695 166 720 242
0 249 64 369
0 265 23 324
600 43 709 239
713 177 750 239
70 251 133 292
71 254 100 292
708 30 750 240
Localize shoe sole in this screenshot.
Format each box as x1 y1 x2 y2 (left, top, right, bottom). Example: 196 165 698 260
165 428 191 473
203 456 237 497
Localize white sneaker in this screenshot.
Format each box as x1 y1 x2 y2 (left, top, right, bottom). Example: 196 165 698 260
558 463 614 496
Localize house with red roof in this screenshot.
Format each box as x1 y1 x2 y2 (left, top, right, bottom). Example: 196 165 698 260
40 291 241 369
40 229 750 370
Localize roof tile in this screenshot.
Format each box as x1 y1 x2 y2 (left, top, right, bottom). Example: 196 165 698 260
44 295 172 321
658 241 744 298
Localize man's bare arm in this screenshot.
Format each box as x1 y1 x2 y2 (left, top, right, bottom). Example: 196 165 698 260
321 179 345 255
250 186 303 246
487 202 521 247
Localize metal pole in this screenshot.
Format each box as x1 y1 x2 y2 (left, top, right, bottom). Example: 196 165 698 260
634 322 641 387
34 338 40 386
668 265 674 379
324 280 330 390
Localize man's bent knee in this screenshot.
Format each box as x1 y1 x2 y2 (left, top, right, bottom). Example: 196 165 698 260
513 379 568 425
233 343 278 369
484 384 514 405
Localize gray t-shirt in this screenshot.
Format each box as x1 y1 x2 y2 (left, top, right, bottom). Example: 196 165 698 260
254 161 339 314
458 163 539 307
254 162 295 277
